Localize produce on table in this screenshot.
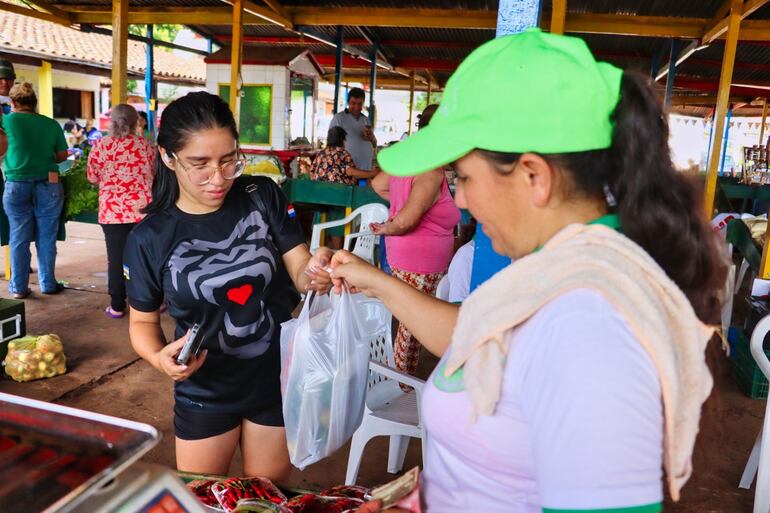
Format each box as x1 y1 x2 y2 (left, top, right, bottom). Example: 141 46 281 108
232 499 292 512
186 479 224 510
61 147 98 220
284 494 363 513
318 486 369 501
4 334 66 382
211 477 288 513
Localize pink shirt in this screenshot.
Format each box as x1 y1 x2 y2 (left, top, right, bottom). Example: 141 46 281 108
385 174 460 274
87 135 155 224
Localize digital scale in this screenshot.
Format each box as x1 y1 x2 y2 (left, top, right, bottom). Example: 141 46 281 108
0 392 208 513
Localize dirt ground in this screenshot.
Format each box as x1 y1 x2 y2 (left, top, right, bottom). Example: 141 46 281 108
0 221 765 511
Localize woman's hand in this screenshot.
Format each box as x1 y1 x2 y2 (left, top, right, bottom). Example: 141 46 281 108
304 246 334 294
370 222 388 235
156 330 208 382
329 250 385 297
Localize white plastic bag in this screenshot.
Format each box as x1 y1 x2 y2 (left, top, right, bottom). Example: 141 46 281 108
280 289 389 469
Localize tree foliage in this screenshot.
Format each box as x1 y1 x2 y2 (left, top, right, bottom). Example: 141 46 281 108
128 24 182 46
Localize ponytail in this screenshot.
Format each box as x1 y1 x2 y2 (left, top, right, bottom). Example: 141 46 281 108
478 71 728 323
609 72 727 323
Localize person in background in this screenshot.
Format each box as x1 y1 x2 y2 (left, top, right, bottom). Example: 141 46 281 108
311 127 377 186
0 59 14 252
370 104 461 379
311 126 379 249
125 91 332 481
83 118 102 145
63 118 84 149
0 59 16 115
329 87 376 171
136 111 150 139
87 104 155 318
2 83 68 299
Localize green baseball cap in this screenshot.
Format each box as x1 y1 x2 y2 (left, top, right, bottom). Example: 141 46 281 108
378 28 623 176
0 59 15 80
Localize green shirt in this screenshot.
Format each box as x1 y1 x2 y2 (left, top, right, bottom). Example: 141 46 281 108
1 112 67 181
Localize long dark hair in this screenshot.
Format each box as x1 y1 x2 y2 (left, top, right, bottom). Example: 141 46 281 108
143 92 239 214
479 71 727 323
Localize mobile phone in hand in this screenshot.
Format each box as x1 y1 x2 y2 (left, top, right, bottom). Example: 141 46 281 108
176 323 204 365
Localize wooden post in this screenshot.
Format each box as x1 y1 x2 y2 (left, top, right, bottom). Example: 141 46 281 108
407 71 415 135
111 0 128 106
761 98 768 146
550 0 567 34
37 61 53 118
229 0 244 124
703 0 742 219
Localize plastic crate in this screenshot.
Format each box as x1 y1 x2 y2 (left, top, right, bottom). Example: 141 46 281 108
732 328 770 399
0 298 25 362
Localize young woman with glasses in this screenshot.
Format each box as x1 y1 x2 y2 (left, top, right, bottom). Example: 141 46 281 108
124 92 333 480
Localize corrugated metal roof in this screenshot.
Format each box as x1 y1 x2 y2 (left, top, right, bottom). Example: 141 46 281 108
22 0 770 94
542 0 724 18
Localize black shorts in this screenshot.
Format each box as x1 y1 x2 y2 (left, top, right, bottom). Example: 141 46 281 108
174 401 284 440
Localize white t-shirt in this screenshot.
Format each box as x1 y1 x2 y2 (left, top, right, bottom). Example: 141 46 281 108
447 240 473 304
329 110 373 170
422 289 664 513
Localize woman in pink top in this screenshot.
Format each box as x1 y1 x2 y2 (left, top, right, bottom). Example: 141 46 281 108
371 104 460 377
87 104 155 319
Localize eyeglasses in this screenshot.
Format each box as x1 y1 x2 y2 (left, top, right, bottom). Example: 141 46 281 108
168 152 246 185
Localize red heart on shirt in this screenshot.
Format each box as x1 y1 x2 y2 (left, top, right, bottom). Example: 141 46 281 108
227 284 253 306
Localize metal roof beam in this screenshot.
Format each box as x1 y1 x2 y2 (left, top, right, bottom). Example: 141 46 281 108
655 39 704 82
67 6 268 25
676 77 770 98
296 26 393 70
658 0 770 82
20 0 72 21
80 25 210 56
322 73 434 90
356 26 393 68
704 0 770 43
289 7 496 29
0 1 72 26
670 94 752 105
425 69 441 90
261 0 289 20
220 0 292 29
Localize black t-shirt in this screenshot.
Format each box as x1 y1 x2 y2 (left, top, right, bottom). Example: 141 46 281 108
124 176 305 413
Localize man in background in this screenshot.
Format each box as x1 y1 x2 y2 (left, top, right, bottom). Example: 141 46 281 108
0 59 15 115
329 87 377 171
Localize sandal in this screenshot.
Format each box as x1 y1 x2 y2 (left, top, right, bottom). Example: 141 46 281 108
42 283 65 295
105 306 125 319
11 290 31 300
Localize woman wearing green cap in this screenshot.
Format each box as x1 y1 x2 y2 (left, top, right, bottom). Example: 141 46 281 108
338 29 727 513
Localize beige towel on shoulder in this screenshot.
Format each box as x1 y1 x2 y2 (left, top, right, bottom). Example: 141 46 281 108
445 223 714 501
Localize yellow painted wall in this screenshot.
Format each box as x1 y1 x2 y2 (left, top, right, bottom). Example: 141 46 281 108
6 64 100 120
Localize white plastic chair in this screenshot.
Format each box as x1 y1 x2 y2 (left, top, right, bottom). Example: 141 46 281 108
310 204 389 265
739 314 770 513
435 275 450 301
345 311 426 485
